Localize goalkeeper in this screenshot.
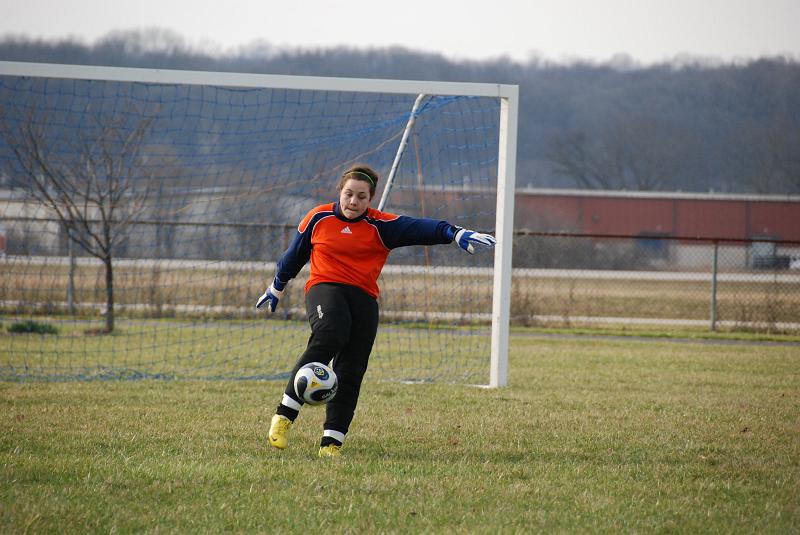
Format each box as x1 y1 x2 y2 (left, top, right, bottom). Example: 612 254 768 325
256 164 495 457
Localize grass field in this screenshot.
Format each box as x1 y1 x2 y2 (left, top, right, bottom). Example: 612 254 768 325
2 334 799 533
0 317 491 383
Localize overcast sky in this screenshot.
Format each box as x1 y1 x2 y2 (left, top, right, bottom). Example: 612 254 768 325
3 0 800 64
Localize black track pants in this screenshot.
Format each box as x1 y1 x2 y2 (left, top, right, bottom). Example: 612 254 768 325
283 283 379 435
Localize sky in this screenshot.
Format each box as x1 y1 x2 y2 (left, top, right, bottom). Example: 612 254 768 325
3 0 800 65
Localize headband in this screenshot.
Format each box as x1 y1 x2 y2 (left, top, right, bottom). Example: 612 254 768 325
344 170 375 187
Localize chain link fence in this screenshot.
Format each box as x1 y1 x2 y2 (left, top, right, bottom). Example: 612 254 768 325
1 218 799 334
511 231 800 332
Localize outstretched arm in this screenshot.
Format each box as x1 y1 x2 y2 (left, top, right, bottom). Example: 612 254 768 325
376 214 496 254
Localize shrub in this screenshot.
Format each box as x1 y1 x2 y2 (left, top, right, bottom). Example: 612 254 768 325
8 320 59 335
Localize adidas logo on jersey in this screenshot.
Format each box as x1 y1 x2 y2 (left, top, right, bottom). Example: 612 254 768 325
340 226 353 234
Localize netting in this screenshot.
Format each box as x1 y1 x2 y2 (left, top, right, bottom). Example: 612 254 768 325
0 67 502 382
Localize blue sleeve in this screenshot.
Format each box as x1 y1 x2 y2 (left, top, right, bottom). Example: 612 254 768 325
274 226 312 286
376 216 458 249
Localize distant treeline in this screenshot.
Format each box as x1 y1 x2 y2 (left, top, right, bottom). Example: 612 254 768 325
1 29 799 194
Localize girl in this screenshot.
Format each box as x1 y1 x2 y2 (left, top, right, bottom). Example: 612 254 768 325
256 164 495 457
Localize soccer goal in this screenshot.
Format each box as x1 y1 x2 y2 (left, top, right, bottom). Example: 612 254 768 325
0 61 517 386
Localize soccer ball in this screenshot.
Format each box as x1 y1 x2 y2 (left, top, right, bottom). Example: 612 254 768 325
294 362 338 405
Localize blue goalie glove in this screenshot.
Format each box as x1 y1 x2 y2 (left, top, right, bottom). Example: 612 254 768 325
255 278 286 313
454 228 497 254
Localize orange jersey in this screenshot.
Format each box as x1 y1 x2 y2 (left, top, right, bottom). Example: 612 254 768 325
275 202 456 298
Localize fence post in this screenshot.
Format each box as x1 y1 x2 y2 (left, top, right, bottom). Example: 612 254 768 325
67 227 76 316
710 241 719 331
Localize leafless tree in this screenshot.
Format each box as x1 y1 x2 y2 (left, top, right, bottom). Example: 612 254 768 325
728 115 800 194
548 115 695 191
548 131 614 189
1 104 158 332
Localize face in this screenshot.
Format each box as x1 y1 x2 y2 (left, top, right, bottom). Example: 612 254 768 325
338 178 372 219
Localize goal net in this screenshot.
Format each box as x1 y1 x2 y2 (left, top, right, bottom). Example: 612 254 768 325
0 62 517 385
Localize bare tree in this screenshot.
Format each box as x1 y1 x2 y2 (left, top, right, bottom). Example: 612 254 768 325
728 115 800 194
1 104 157 332
547 115 696 191
548 131 615 189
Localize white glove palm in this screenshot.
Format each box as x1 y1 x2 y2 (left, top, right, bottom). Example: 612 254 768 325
454 228 497 254
255 281 285 313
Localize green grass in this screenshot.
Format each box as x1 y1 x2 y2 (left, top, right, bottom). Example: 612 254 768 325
515 325 800 343
0 317 491 383
2 335 799 533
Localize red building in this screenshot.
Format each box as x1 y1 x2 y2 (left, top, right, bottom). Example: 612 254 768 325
515 189 800 269
515 188 800 242
392 186 800 269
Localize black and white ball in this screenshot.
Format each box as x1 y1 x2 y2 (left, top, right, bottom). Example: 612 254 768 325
294 362 338 405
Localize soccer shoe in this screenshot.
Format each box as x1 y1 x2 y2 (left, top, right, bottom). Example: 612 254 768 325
318 444 342 458
268 414 292 449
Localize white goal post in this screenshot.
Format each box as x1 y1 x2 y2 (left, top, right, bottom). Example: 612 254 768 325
0 61 518 386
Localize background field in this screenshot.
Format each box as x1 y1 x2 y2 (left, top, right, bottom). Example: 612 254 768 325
3 257 798 328
2 333 799 533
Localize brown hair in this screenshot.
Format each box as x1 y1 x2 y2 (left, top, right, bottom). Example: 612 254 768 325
338 165 379 199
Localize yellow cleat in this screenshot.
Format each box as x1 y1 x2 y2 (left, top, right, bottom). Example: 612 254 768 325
268 414 292 449
318 444 342 458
